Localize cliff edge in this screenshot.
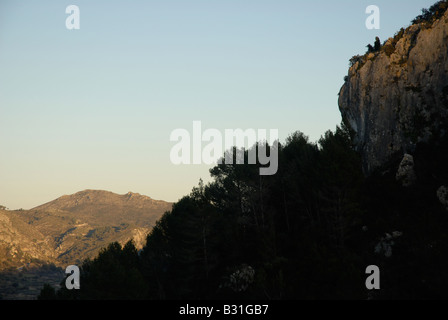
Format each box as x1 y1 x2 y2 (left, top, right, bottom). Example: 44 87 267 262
339 5 448 174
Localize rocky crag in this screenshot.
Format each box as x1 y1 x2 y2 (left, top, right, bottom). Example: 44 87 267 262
339 6 448 175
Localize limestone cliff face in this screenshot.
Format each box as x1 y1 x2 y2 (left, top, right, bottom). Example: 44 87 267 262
339 10 448 174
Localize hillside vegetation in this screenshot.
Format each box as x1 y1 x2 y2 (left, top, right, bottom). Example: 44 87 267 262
42 122 448 300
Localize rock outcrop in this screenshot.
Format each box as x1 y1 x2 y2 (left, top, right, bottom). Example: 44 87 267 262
437 185 448 210
339 9 448 174
395 153 417 187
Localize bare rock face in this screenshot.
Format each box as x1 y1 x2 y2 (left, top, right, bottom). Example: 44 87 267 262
339 10 448 174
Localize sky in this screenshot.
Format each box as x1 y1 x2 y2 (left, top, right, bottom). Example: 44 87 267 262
0 0 437 209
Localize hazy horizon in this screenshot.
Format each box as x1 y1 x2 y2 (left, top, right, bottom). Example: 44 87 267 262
0 0 436 209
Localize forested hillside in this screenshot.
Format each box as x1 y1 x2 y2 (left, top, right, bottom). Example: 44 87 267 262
40 122 448 299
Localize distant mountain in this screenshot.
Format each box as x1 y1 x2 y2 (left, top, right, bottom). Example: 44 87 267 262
0 190 172 270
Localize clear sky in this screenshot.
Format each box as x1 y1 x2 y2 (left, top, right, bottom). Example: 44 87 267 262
0 0 437 209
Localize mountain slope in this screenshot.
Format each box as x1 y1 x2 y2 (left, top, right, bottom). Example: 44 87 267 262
32 189 169 228
0 190 172 269
0 209 57 269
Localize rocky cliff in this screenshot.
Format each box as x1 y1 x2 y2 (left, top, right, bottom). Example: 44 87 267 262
339 8 448 174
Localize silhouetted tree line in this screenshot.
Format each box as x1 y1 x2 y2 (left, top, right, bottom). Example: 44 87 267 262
366 37 382 54
39 121 448 300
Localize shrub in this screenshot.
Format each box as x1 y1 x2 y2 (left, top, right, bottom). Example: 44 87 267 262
383 44 395 57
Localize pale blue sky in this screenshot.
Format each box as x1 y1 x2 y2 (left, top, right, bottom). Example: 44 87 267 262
0 0 436 209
